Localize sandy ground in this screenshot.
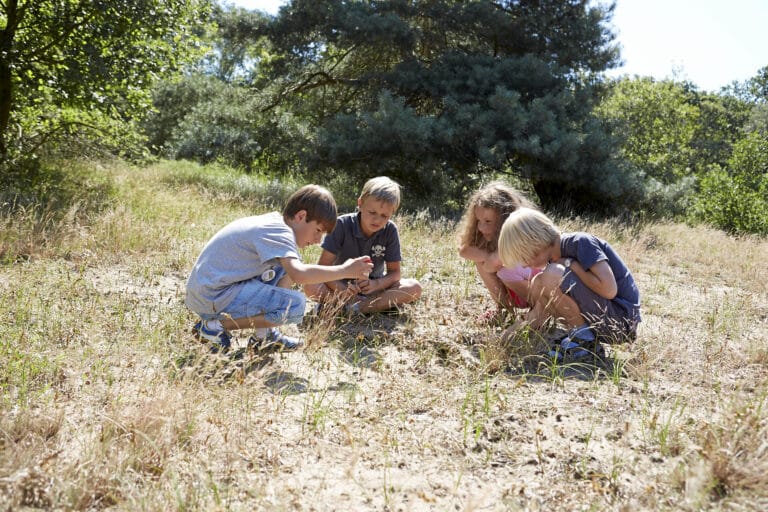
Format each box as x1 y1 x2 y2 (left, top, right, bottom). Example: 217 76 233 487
2 224 768 511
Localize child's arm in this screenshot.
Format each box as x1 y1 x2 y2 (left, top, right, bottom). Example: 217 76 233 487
280 255 373 286
313 249 358 293
569 259 618 299
459 244 502 273
459 244 490 263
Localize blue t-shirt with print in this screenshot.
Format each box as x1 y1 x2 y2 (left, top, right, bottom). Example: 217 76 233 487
321 212 401 279
560 232 641 324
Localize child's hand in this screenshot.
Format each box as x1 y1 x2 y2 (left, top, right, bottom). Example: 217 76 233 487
340 283 360 299
345 256 374 280
356 278 379 294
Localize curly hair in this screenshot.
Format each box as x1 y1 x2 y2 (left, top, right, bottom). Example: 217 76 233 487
457 181 534 253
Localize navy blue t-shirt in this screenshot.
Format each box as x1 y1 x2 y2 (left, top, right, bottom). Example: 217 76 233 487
321 212 401 279
560 232 641 324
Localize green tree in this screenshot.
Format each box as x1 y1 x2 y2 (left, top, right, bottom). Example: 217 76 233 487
144 5 296 170
596 77 701 184
197 4 272 83
689 91 750 170
252 0 628 208
0 0 210 158
744 65 768 103
146 73 298 170
691 132 768 235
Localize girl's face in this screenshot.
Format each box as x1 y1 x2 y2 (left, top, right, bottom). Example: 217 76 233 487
527 246 553 269
475 206 500 242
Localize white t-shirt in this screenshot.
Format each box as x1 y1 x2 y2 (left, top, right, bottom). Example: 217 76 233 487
185 212 299 315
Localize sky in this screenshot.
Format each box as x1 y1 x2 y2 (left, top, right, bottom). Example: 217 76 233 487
224 0 768 92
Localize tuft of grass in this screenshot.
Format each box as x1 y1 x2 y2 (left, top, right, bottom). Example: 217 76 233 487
679 395 768 507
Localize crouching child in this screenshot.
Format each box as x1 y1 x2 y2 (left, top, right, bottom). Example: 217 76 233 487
304 176 422 315
498 207 641 362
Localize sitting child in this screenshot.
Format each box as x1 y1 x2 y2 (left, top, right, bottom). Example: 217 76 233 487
498 207 641 361
304 176 422 314
457 182 541 323
185 184 373 352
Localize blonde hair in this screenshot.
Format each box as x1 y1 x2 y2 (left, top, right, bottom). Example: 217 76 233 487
458 181 534 252
359 176 401 210
498 207 559 267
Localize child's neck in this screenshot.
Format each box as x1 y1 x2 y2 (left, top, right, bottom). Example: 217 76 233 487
549 235 562 262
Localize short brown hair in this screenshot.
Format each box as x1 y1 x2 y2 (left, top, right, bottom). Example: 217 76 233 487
283 185 337 233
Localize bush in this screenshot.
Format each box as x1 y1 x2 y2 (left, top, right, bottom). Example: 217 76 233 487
1 157 113 214
690 133 768 235
0 158 114 262
145 76 264 168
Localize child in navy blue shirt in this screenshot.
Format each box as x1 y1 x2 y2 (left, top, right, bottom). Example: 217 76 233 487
304 177 422 314
498 207 641 361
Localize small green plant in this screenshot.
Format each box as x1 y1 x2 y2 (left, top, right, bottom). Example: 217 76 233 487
644 398 687 456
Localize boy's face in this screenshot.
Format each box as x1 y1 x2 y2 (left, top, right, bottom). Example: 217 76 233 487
475 206 500 242
357 196 396 237
291 211 326 248
527 245 553 269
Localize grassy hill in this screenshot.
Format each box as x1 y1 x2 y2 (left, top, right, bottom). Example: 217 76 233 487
1 160 767 510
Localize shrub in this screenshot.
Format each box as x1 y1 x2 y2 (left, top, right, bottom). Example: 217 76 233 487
690 132 768 235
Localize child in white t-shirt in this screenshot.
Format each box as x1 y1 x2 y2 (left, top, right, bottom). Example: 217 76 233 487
186 185 373 352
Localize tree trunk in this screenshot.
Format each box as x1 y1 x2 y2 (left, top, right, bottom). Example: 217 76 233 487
0 61 12 154
0 0 20 154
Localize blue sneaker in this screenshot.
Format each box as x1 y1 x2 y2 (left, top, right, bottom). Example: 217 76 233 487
547 335 604 363
248 328 304 352
192 321 232 353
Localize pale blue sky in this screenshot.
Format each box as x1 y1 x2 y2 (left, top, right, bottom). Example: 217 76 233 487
225 0 768 92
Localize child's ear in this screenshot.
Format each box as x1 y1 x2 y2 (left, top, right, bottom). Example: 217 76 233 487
356 198 362 210
294 210 307 222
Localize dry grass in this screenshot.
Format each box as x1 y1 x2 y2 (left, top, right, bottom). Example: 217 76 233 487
1 161 767 510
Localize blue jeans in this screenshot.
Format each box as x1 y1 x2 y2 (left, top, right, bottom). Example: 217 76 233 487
198 267 306 326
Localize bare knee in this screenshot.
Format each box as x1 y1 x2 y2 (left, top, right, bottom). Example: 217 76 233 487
406 279 422 300
399 278 422 302
535 265 564 294
303 282 326 300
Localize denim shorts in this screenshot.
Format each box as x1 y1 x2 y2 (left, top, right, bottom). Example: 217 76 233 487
560 270 638 342
197 268 306 326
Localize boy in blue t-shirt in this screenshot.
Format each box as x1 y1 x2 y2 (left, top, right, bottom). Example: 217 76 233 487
186 185 373 353
304 177 422 314
498 207 641 362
